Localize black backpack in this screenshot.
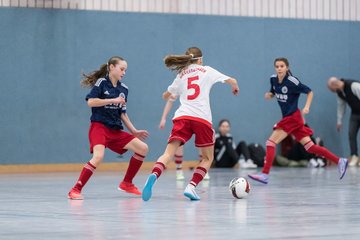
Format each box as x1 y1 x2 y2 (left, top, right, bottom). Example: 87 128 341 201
248 143 266 167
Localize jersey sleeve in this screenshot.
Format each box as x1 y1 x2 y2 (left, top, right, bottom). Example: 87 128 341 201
205 66 230 84
288 76 312 94
297 81 312 94
167 76 181 95
269 77 275 94
85 79 105 101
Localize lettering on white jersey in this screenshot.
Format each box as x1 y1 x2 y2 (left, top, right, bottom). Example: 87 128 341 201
288 76 300 86
179 67 207 79
95 78 106 87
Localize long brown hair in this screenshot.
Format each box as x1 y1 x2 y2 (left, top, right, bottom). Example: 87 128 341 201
274 57 293 76
81 56 125 88
164 47 203 73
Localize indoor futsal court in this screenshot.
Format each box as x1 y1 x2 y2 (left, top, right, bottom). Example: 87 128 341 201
1 0 360 240
1 168 360 239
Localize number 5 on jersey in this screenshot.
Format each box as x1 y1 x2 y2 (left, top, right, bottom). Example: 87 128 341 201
187 76 200 100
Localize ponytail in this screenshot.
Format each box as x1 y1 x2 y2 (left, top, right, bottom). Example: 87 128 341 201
164 47 203 73
81 56 124 88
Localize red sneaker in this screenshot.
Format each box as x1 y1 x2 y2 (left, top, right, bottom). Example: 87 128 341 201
118 181 141 195
68 188 84 200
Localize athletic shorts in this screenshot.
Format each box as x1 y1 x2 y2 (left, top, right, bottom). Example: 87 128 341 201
273 109 313 141
168 118 215 147
89 122 135 154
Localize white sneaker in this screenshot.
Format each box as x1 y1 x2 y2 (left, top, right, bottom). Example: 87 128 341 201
183 184 200 200
308 158 318 168
246 159 258 168
203 172 210 180
349 155 358 167
176 170 185 180
239 158 247 168
316 158 326 168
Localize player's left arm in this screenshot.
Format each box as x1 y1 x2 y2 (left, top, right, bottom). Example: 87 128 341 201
302 91 313 115
121 113 149 141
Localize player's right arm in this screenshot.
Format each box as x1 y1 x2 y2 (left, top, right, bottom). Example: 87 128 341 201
224 78 239 95
86 79 125 107
264 92 274 99
265 77 275 99
87 97 125 107
336 95 346 131
159 95 177 129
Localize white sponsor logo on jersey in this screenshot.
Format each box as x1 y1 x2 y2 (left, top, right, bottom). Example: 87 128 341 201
275 93 288 102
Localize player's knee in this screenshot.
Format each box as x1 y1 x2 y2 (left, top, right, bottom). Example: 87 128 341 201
201 154 213 162
138 143 149 156
92 154 104 165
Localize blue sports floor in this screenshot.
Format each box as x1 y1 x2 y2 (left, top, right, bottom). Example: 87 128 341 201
1 167 360 239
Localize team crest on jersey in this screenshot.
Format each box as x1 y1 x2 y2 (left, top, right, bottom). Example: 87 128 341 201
281 86 288 94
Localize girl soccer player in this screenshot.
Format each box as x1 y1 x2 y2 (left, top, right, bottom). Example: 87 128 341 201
68 56 149 200
142 47 239 201
248 57 348 184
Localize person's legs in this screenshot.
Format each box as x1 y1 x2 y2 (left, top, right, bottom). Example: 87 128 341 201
142 141 182 201
300 136 348 179
111 138 148 195
68 145 105 200
174 146 185 180
121 138 148 183
237 141 257 168
184 146 213 200
248 129 288 184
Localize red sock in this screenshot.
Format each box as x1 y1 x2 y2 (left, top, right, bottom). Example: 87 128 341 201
304 141 339 164
151 162 166 178
262 140 276 174
123 153 145 183
174 154 183 170
190 167 207 187
74 162 96 192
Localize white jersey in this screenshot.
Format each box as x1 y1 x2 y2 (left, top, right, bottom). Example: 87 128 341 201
167 64 230 125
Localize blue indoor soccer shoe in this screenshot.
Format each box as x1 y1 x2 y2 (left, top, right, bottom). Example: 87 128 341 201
338 158 348 180
142 173 157 201
248 173 269 184
183 184 200 201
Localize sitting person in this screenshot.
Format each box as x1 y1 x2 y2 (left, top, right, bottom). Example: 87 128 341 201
213 119 258 168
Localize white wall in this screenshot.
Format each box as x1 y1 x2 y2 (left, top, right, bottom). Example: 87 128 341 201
1 0 360 21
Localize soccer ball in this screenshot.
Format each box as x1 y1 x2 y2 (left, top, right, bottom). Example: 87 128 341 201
229 177 250 199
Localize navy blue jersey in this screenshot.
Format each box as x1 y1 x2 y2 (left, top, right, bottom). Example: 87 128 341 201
86 76 128 130
269 74 311 117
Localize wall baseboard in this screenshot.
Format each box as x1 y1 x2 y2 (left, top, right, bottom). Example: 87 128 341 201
0 161 199 174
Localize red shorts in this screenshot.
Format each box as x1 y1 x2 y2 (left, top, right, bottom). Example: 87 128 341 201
273 109 313 141
89 122 136 154
168 117 215 147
